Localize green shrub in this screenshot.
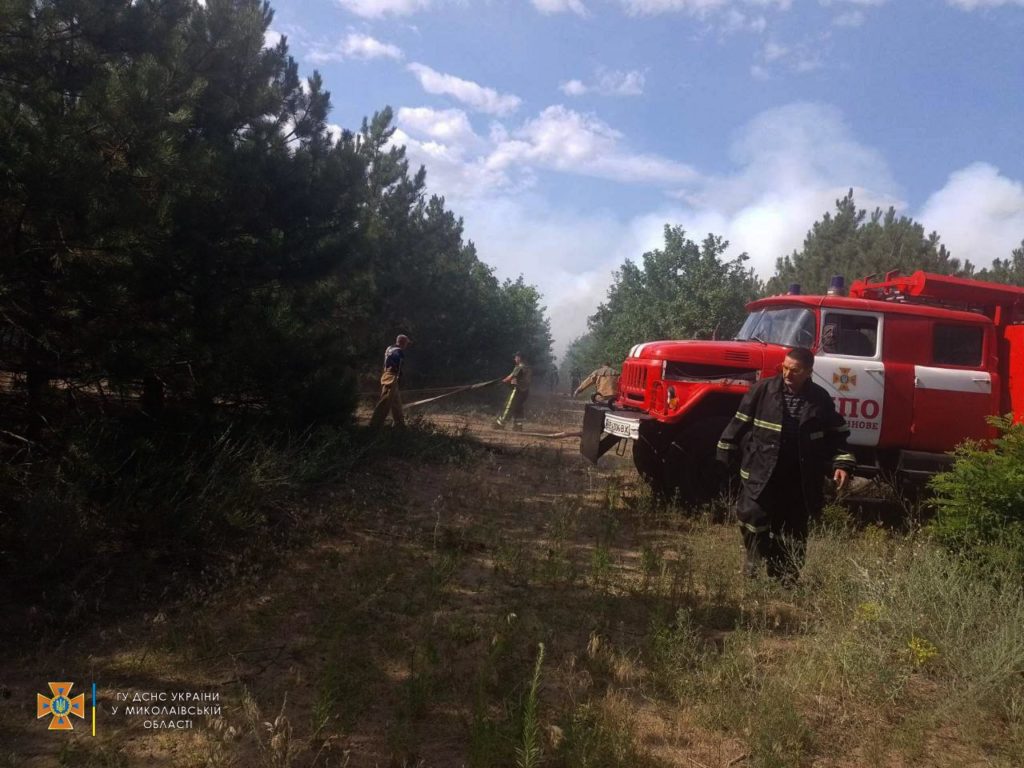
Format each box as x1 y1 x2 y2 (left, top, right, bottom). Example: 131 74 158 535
929 415 1024 573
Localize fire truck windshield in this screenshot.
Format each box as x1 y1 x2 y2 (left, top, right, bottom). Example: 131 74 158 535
735 307 815 347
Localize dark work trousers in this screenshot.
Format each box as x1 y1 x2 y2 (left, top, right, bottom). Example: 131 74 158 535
511 388 529 419
499 388 529 424
741 458 809 583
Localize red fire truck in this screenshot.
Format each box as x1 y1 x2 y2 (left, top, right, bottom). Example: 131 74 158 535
580 271 1024 502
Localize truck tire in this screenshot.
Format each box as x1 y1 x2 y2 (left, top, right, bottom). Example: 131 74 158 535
632 413 732 506
632 431 671 498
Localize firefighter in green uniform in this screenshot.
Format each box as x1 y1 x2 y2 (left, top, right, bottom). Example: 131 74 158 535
716 347 855 583
495 351 532 431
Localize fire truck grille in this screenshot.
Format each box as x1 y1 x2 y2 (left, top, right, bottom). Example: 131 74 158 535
723 350 752 363
621 362 648 391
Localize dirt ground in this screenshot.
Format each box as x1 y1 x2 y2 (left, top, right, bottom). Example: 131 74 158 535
3 394 1013 768
4 395 666 766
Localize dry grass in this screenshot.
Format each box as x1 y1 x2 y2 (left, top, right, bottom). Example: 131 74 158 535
3 394 1024 767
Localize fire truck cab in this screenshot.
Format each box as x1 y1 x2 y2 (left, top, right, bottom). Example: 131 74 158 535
580 271 1024 502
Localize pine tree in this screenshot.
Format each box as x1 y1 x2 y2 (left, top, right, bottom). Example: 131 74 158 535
585 226 760 364
766 190 968 295
977 240 1024 287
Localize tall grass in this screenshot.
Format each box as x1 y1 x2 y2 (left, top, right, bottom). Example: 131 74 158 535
642 516 1024 764
517 643 546 768
2 414 481 640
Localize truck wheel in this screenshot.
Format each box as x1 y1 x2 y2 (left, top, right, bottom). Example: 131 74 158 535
632 433 671 498
633 414 732 506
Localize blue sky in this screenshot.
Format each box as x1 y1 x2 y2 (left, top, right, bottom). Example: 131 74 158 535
264 0 1024 355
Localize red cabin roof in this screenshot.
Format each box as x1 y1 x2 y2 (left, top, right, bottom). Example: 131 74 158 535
748 270 1024 326
850 270 1024 309
748 293 991 325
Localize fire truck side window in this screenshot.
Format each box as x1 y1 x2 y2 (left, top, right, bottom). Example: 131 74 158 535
820 313 878 357
933 324 983 367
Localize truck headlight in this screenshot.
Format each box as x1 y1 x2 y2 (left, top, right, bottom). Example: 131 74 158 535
667 385 678 410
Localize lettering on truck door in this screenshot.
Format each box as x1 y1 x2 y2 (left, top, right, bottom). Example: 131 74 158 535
813 310 885 447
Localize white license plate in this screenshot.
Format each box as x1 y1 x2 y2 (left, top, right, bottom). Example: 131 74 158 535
603 414 640 440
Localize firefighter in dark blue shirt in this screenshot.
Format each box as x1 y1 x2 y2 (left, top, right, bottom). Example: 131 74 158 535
370 334 411 428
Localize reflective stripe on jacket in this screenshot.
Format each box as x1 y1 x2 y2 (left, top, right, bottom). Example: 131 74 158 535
716 374 855 515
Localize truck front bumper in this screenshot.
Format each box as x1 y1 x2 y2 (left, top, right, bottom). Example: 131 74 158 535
580 403 652 464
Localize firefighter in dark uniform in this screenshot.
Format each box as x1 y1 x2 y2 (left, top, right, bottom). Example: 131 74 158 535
495 351 531 431
716 347 854 582
370 334 411 428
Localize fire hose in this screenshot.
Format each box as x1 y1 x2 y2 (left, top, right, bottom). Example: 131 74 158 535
401 379 582 439
402 378 502 410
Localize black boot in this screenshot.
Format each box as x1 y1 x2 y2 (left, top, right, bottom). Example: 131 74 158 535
741 529 766 578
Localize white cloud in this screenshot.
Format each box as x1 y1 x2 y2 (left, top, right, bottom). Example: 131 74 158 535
793 53 823 72
342 32 404 59
621 0 730 13
407 63 522 116
823 0 883 25
309 32 403 63
648 103 901 277
763 41 788 61
947 0 1024 7
488 106 698 185
919 163 1024 266
596 69 646 96
395 103 697 198
620 0 791 17
753 37 825 77
393 129 523 199
560 69 646 97
393 108 518 198
264 29 282 49
723 9 768 32
532 0 588 14
560 79 589 96
333 0 431 18
398 107 486 148
833 10 865 26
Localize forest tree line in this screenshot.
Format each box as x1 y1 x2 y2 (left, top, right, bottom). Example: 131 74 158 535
4 0 1022 430
0 0 554 437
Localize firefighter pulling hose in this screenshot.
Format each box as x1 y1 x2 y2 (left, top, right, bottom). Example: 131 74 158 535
373 375 579 439
370 339 577 438
406 381 581 439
